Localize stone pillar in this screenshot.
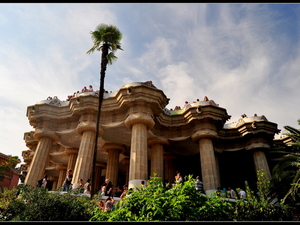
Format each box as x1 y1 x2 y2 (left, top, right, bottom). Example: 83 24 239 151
49 176 58 191
125 107 155 189
215 153 221 188
102 143 125 188
164 153 176 184
245 142 272 182
192 122 219 195
73 113 101 184
24 129 58 187
64 148 78 171
148 137 169 180
56 164 67 189
94 164 104 192
121 157 130 185
252 150 271 181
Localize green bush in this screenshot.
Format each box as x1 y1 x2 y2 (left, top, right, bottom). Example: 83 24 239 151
90 175 234 221
0 171 294 221
90 172 293 221
232 170 292 221
0 184 96 221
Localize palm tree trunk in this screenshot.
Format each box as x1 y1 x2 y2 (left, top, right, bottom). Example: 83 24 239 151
90 45 108 199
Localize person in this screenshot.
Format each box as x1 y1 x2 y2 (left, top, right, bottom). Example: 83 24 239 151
227 187 236 198
238 188 246 199
140 180 146 190
76 178 84 193
194 176 204 193
101 179 113 196
203 96 209 101
98 200 105 212
41 175 48 189
88 85 93 92
120 184 128 199
112 186 123 197
220 187 227 197
101 185 106 196
62 169 73 191
82 86 87 92
83 178 91 194
104 196 115 212
182 101 191 110
175 172 183 184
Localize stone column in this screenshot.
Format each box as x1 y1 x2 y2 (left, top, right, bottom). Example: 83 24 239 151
164 153 176 184
64 148 78 171
102 143 125 188
49 177 58 191
121 157 130 185
73 113 101 184
24 129 58 187
56 164 67 189
148 137 169 180
125 106 155 189
215 153 221 188
95 164 104 192
192 122 219 195
245 142 272 181
252 150 271 181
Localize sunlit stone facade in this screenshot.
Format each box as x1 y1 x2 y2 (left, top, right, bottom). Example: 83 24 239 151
20 82 287 194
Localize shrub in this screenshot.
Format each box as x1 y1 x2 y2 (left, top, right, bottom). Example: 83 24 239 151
90 175 234 221
0 184 96 221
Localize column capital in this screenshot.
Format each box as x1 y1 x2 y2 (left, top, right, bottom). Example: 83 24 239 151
33 129 59 143
245 142 270 151
120 156 130 165
125 112 155 130
55 163 67 171
102 143 126 154
76 120 98 135
191 129 218 141
64 148 79 155
148 137 169 147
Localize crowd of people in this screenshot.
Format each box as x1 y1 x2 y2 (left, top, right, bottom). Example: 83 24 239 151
45 84 115 102
169 96 219 111
215 186 258 200
37 169 256 214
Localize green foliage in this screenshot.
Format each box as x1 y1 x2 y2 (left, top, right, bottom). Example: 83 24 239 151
270 122 300 204
0 184 96 221
90 172 293 221
233 170 291 221
90 175 233 221
86 23 123 64
0 156 20 182
0 171 294 221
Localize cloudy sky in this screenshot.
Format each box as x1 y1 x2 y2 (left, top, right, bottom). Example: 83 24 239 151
1 3 300 165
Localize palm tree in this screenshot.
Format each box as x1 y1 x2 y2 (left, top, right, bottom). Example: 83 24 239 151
270 121 300 204
87 23 123 199
281 123 300 203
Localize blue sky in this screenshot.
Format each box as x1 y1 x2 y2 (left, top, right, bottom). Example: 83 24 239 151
1 3 300 164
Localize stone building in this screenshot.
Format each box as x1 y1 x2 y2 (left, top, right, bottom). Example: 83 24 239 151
20 81 289 195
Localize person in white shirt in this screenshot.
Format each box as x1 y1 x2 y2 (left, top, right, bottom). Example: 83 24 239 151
239 188 246 199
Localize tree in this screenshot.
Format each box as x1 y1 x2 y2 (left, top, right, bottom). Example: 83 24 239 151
270 120 300 204
87 23 123 199
0 156 20 182
281 123 300 203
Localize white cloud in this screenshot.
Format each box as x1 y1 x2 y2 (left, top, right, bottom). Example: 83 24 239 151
1 3 300 165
